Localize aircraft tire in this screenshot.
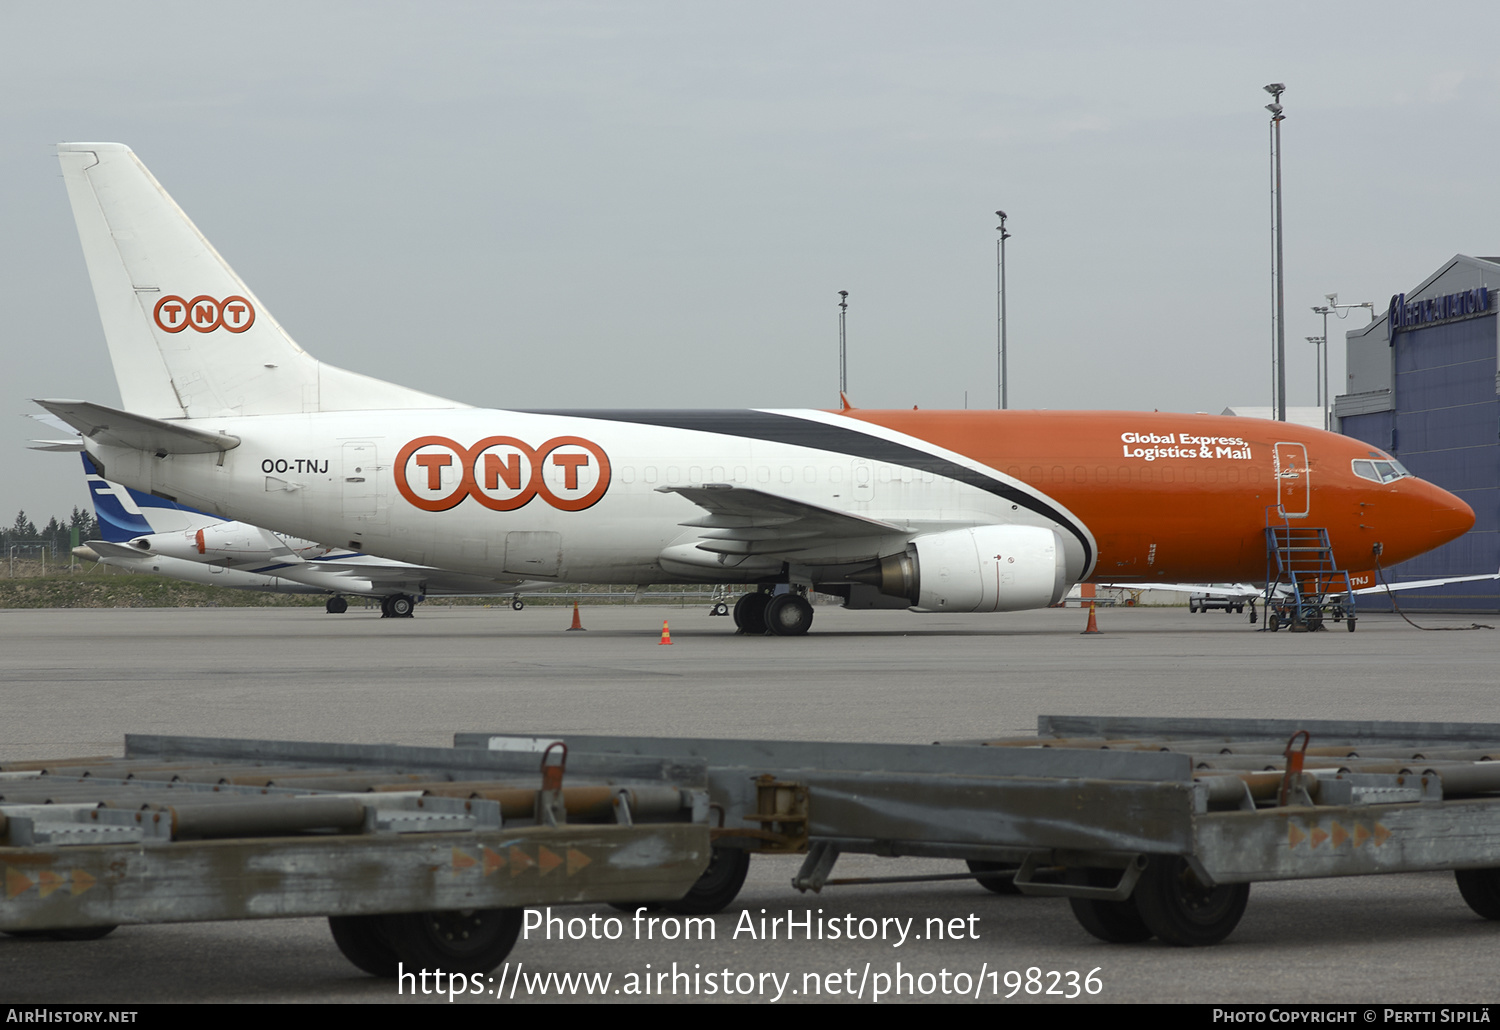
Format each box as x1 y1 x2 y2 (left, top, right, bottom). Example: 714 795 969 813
512 598 524 611
732 593 770 634
380 908 523 976
765 594 814 636
663 847 751 915
1347 618 1357 632
328 915 400 977
326 596 348 615
1131 856 1248 947
389 594 415 618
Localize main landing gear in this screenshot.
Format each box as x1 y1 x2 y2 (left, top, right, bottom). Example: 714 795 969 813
731 589 814 636
379 594 417 619
325 596 348 614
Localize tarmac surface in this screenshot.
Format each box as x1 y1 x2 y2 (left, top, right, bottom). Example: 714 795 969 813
1 602 1497 1004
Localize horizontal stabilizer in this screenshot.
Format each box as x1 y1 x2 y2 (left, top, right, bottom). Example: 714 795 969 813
33 399 239 455
82 540 150 560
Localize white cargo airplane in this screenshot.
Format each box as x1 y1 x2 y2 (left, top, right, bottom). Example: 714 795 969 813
34 144 1476 636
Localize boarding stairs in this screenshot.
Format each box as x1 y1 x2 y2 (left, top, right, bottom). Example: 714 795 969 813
1263 512 1356 632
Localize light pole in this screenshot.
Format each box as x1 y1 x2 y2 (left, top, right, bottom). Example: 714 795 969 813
1312 293 1376 432
996 210 1011 410
1306 334 1325 420
1265 83 1287 422
837 290 848 399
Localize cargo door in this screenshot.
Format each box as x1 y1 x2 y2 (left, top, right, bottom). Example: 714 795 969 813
343 442 378 519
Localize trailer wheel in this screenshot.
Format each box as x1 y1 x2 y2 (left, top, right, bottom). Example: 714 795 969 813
1131 856 1248 946
966 860 1021 895
328 915 400 977
664 847 751 915
381 908 524 976
1455 868 1500 919
1063 867 1153 942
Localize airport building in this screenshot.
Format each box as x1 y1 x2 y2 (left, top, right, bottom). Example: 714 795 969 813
1335 255 1500 611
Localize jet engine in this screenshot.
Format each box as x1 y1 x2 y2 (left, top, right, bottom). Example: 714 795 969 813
852 524 1068 613
132 524 304 567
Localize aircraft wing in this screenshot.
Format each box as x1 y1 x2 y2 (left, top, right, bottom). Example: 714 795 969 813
1095 581 1263 599
1352 571 1500 595
296 554 533 596
656 483 903 557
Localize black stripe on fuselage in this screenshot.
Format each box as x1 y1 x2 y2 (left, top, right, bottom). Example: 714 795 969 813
520 409 1093 570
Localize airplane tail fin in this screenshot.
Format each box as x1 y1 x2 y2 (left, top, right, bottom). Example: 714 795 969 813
56 143 463 419
81 453 217 540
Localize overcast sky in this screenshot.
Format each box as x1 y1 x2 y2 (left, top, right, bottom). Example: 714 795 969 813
4 1 1499 522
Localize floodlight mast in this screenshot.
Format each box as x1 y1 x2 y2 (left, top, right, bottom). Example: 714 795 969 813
996 210 1011 410
1265 83 1287 422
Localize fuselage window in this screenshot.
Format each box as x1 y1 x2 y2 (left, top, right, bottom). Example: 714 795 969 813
621 466 636 484
665 466 679 483
644 466 659 484
803 466 816 483
757 466 771 484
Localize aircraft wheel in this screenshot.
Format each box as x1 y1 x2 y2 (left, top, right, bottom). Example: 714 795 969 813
765 594 814 636
326 596 348 615
967 860 1021 895
1347 618 1357 633
328 915 399 977
663 847 751 915
712 602 730 616
379 596 392 618
512 598 524 611
732 592 770 635
388 594 415 618
1131 856 1248 947
1455 868 1500 919
380 908 523 976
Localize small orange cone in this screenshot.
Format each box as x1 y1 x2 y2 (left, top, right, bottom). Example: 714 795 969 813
1081 602 1101 635
567 601 585 631
659 619 673 645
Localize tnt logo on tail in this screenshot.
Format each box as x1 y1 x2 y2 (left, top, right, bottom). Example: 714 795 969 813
153 295 256 334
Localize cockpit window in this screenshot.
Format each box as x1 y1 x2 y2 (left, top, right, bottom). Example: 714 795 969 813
1352 458 1410 484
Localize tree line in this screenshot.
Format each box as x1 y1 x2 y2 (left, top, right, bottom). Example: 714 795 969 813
4 508 100 557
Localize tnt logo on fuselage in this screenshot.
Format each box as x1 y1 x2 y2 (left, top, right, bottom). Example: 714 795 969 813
395 435 611 513
153 295 256 334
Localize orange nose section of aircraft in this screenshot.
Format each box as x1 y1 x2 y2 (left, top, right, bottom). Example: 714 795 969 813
1378 478 1474 566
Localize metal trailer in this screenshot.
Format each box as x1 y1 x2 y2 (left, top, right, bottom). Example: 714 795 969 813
457 715 1500 946
0 734 712 975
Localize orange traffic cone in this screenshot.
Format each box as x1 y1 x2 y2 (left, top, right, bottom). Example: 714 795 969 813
567 601 585 631
659 619 673 645
1081 602 1101 635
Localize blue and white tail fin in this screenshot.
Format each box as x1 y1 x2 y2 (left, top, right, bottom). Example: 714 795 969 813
57 143 465 420
82 453 220 541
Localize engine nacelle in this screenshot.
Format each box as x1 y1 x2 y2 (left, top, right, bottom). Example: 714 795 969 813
858 525 1069 613
132 523 314 567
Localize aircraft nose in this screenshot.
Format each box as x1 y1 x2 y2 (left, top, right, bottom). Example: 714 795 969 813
1428 485 1475 546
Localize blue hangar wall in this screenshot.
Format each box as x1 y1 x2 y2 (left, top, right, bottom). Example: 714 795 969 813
1334 255 1500 612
